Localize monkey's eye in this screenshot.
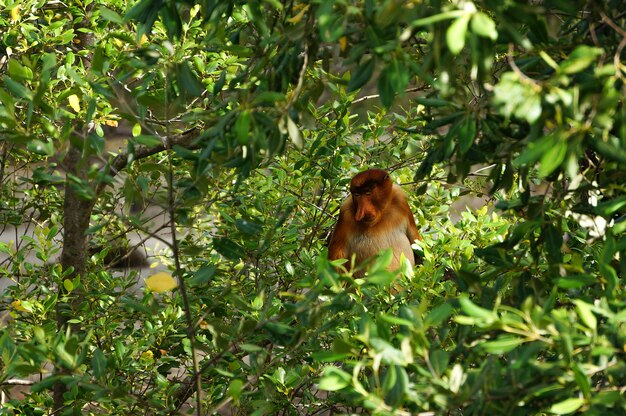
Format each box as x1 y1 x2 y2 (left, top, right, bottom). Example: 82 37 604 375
352 192 360 197
364 191 372 196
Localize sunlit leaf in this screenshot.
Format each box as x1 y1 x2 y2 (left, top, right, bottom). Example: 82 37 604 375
481 335 525 353
11 5 20 21
459 296 496 322
8 59 33 81
559 45 603 74
235 110 251 144
549 397 584 414
11 300 31 313
539 139 567 177
286 116 303 149
448 364 464 393
228 379 244 402
318 366 351 391
68 94 81 112
447 14 471 54
144 272 178 293
471 12 497 40
573 300 597 331
287 4 309 24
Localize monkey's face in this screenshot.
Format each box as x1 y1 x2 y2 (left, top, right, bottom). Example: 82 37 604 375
350 169 392 225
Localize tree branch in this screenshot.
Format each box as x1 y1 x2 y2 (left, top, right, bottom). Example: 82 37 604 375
95 127 201 195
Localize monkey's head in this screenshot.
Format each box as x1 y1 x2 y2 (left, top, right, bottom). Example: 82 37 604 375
349 169 392 224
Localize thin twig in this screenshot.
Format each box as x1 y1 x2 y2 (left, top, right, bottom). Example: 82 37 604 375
351 85 429 106
507 43 540 86
162 78 203 414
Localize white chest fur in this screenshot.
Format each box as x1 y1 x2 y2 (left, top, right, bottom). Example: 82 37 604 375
346 219 414 269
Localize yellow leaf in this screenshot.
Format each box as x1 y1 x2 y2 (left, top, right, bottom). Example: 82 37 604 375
140 350 154 362
68 94 80 113
287 4 309 24
139 34 148 45
11 300 29 313
11 5 20 21
145 272 177 293
104 119 118 127
339 36 348 52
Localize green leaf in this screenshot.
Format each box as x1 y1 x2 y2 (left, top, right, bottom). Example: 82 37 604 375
176 62 203 97
481 335 525 353
459 296 496 321
311 351 351 362
235 110 251 144
213 70 226 95
213 238 244 260
383 365 408 407
318 366 351 391
573 364 591 400
189 265 217 286
573 300 597 331
348 58 375 92
91 348 107 380
429 350 449 376
8 59 33 81
368 248 394 274
556 274 595 289
317 1 344 42
414 97 455 107
286 116 303 149
549 397 584 414
379 314 415 329
559 46 603 74
27 140 55 156
425 303 454 327
367 270 396 286
457 116 476 154
3 76 33 99
448 364 464 393
543 224 563 263
539 139 567 177
132 123 142 137
99 6 124 24
447 14 471 55
252 91 286 105
513 134 557 167
377 59 409 108
370 338 408 365
411 10 466 27
593 195 626 217
471 12 497 40
133 135 162 147
228 379 244 402
235 218 262 235
493 72 542 123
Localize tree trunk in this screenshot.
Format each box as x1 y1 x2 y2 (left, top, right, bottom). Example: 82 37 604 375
53 144 96 410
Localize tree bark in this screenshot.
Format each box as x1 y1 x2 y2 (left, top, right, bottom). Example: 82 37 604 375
52 128 200 410
53 144 96 409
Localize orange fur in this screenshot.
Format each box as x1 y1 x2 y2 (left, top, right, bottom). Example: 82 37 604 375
328 169 421 271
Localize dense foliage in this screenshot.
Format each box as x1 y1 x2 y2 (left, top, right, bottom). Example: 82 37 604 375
0 0 624 415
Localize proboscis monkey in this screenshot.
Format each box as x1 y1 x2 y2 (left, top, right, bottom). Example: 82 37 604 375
328 169 421 272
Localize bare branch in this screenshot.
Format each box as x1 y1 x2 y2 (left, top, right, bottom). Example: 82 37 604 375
96 127 201 195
